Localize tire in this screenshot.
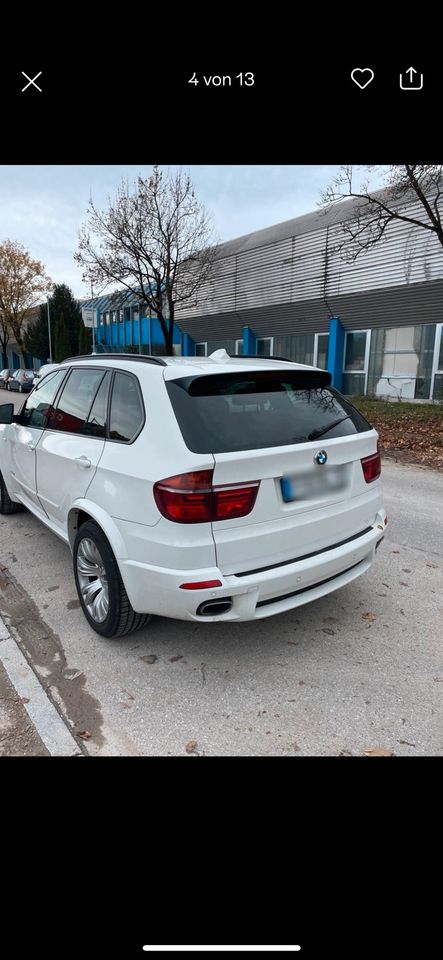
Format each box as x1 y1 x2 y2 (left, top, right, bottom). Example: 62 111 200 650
0 471 25 515
73 520 151 638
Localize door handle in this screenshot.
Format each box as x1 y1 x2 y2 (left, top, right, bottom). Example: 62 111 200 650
75 456 91 468
27 440 36 451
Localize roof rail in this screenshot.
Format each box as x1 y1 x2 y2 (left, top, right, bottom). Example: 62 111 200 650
62 353 167 367
228 354 295 363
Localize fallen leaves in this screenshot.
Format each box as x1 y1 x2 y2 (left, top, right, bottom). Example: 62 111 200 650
140 654 157 664
354 400 443 469
185 740 198 754
361 611 377 621
169 655 183 662
363 746 394 757
77 730 91 740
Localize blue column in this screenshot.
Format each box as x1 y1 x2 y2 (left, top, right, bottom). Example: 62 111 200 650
327 317 345 391
243 326 256 355
182 333 195 356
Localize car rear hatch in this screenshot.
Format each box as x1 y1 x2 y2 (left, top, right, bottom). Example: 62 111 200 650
165 366 382 576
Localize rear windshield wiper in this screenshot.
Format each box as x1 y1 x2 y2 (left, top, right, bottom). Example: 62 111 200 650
308 415 352 441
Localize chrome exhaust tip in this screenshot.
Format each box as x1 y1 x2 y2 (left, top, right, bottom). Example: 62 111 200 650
196 598 233 617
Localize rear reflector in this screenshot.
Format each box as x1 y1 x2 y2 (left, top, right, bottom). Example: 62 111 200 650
180 580 222 590
361 451 381 483
154 470 260 523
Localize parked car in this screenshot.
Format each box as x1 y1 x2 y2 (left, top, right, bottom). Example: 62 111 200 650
0 369 15 389
5 371 20 391
0 351 386 638
34 363 61 381
7 369 36 393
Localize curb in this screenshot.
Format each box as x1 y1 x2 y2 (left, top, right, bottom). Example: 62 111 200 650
0 615 82 757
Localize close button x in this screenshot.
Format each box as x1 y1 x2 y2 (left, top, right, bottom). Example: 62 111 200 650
21 71 42 92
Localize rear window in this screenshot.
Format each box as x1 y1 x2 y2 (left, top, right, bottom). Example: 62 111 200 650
166 371 371 453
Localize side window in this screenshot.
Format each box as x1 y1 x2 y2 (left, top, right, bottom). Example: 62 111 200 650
21 370 67 429
109 372 144 442
48 368 105 434
82 371 111 438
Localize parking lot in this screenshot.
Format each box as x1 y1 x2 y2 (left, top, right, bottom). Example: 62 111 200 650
0 388 442 755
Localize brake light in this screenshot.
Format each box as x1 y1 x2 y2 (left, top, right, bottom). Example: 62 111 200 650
361 451 381 483
213 483 260 520
153 470 260 523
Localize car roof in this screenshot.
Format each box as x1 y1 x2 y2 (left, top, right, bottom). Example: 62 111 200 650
62 351 322 380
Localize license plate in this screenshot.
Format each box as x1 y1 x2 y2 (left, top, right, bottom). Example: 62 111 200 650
281 465 346 502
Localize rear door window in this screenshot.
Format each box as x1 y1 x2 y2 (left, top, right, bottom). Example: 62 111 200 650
82 371 111 438
48 368 106 434
166 371 371 453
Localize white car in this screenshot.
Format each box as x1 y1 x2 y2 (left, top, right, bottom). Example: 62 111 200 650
0 351 386 638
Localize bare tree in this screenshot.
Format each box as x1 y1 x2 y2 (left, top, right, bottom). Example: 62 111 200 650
321 165 443 261
75 166 218 355
0 311 10 368
0 240 52 367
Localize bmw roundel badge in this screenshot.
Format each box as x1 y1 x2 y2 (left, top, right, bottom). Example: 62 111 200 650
314 449 327 465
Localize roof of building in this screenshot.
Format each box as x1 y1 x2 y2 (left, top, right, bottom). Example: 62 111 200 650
214 186 396 258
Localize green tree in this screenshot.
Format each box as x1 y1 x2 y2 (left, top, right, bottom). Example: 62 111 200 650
54 314 71 362
24 303 50 361
78 317 92 354
48 284 82 357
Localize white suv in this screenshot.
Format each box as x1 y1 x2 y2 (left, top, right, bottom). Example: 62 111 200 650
0 352 386 638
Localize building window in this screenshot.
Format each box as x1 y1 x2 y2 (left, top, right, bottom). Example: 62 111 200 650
366 324 437 399
257 337 273 356
314 333 329 369
345 331 367 371
273 335 314 365
343 330 370 395
235 339 243 356
433 325 443 400
195 342 207 357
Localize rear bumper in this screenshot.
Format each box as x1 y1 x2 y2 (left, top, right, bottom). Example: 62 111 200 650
119 509 386 621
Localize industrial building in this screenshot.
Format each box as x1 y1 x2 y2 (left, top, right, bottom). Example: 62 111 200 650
8 188 441 399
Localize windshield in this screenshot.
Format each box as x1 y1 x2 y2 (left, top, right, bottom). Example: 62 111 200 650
166 371 371 453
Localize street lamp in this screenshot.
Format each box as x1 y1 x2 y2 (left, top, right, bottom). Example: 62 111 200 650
47 295 53 362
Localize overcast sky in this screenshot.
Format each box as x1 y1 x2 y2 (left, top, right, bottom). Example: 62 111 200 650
0 165 385 299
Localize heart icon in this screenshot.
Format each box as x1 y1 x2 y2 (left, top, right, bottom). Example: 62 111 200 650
351 68 374 89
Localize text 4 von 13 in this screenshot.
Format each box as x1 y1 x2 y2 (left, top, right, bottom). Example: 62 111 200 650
188 73 255 87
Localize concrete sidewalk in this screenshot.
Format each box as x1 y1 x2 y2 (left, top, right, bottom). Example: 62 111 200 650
0 658 49 755
0 615 82 756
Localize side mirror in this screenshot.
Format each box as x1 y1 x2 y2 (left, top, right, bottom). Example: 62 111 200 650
0 403 14 424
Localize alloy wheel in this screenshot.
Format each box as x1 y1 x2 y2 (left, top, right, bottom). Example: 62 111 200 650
76 537 109 623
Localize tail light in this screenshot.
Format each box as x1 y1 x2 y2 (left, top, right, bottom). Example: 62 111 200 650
361 449 381 483
153 469 260 523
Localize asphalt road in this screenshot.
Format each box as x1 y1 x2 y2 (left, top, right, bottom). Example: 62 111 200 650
0 386 442 755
